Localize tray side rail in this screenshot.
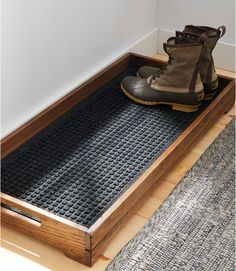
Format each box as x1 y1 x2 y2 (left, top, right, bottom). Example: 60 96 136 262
87 77 235 264
1 192 92 265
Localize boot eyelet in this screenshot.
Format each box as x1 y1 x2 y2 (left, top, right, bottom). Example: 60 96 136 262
198 94 204 101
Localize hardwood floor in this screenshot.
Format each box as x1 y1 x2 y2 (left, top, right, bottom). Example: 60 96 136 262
1 55 235 271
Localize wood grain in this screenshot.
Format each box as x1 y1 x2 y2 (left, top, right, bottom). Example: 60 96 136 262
1 53 235 267
1 193 89 265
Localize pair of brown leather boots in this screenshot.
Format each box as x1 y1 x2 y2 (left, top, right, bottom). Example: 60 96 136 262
121 25 226 112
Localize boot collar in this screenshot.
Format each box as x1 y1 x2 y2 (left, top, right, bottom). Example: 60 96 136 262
184 25 226 39
164 34 206 53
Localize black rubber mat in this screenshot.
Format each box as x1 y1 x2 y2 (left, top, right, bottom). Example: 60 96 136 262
2 66 216 227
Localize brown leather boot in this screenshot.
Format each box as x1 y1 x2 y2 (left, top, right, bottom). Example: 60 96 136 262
184 25 226 99
137 25 226 100
121 35 206 112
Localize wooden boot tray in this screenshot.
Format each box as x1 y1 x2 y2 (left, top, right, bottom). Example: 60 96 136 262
1 53 235 266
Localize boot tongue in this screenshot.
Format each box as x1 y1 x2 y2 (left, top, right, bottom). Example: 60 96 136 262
163 37 179 55
166 34 196 47
165 36 184 47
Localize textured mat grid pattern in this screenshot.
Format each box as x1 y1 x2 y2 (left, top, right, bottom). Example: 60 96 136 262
2 67 212 227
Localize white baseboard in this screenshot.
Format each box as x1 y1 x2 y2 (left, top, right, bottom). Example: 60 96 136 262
157 29 235 72
129 28 158 56
1 28 159 138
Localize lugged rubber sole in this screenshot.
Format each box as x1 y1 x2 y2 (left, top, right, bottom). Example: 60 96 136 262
121 84 201 113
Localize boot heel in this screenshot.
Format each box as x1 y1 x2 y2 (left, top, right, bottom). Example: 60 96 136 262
204 91 217 101
172 104 200 113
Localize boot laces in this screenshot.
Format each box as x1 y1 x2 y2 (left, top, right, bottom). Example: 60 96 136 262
150 58 172 83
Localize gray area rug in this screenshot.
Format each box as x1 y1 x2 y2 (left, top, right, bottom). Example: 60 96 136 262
107 120 235 271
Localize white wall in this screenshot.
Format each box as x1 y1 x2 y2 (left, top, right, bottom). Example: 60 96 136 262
1 0 158 137
2 0 235 137
157 0 235 71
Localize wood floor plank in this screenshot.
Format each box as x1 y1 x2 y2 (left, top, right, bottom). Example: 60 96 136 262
123 214 148 232
98 214 148 261
165 164 189 184
136 197 163 219
215 68 236 79
193 126 225 154
152 181 176 201
153 54 236 79
1 225 108 271
164 149 203 185
101 228 137 259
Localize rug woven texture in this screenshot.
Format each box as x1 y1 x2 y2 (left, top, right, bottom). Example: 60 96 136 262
107 120 235 271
